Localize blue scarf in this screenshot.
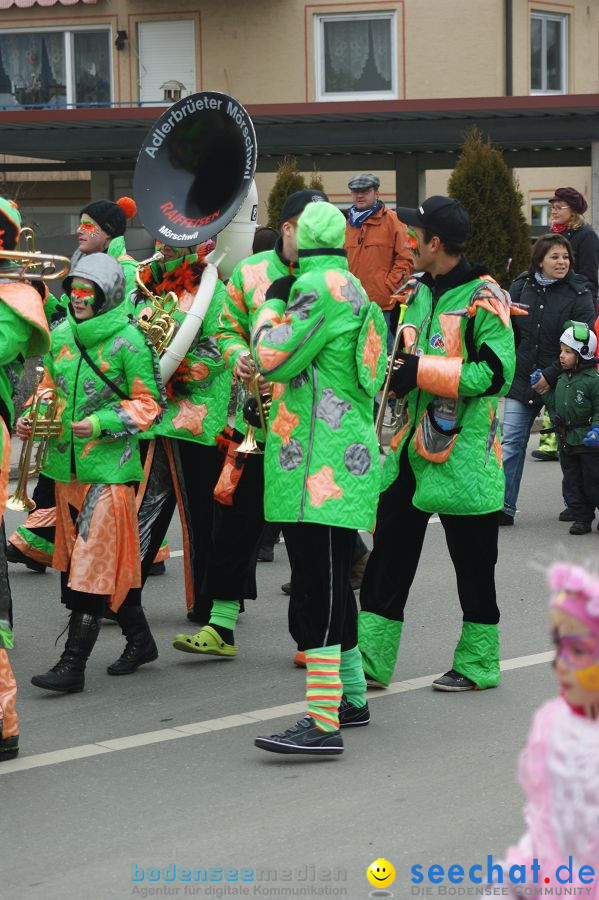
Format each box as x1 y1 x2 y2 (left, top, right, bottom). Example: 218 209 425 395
534 271 559 286
348 201 382 228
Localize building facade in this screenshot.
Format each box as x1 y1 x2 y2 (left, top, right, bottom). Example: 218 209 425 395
0 0 597 248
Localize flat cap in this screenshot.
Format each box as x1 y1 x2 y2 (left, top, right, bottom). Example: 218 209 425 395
348 173 380 191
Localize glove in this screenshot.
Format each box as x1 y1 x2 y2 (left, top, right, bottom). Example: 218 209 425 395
389 351 419 398
265 275 295 303
583 426 599 448
529 368 543 386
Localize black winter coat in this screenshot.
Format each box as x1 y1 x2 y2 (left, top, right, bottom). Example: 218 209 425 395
507 270 596 408
564 223 599 300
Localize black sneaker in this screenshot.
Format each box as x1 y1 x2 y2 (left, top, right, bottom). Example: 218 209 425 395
254 716 344 755
531 449 559 461
559 508 576 522
338 697 370 728
432 669 476 692
498 511 514 526
0 735 19 762
281 582 291 595
148 562 166 576
257 546 274 562
569 521 592 535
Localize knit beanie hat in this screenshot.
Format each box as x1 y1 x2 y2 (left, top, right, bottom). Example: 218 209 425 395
297 201 346 251
0 197 22 250
80 196 137 238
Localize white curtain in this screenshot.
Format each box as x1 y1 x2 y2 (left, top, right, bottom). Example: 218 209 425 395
324 18 391 89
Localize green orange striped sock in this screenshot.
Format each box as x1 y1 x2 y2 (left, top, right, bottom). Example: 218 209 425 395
305 645 342 732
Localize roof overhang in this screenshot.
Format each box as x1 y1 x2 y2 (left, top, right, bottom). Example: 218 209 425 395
0 94 597 172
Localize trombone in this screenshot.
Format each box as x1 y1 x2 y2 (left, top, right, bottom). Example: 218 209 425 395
237 358 272 455
7 371 61 513
375 321 421 452
0 228 70 283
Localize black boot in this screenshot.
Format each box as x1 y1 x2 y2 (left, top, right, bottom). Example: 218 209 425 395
106 606 158 676
31 612 101 693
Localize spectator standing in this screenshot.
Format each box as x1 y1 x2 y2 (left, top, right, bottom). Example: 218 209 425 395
501 234 596 525
344 173 412 353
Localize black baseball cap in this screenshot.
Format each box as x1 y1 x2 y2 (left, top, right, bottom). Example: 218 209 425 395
280 189 328 225
396 195 470 244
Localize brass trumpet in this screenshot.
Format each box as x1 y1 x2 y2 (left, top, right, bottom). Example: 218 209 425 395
236 360 272 455
7 375 61 512
0 242 70 282
375 322 421 451
134 251 180 356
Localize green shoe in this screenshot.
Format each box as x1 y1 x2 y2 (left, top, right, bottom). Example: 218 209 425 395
172 625 238 657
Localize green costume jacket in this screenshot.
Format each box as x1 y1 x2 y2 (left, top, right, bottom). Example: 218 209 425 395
546 364 599 447
251 252 387 531
217 241 295 442
384 260 517 515
0 271 50 650
40 254 165 485
136 254 230 445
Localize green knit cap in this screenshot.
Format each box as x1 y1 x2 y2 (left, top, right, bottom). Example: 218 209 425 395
0 197 22 250
297 201 346 251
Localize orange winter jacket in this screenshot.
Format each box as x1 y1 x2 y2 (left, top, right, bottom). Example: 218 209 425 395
344 205 413 311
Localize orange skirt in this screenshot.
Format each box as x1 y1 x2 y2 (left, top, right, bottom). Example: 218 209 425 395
54 480 141 612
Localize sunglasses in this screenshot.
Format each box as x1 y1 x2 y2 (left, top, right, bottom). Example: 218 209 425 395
551 627 599 669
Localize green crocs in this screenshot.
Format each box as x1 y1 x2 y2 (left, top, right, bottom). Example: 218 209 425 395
172 625 238 657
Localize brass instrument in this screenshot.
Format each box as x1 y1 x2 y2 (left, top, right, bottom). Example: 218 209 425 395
236 359 272 455
375 322 421 452
7 372 61 512
0 235 70 282
134 251 180 356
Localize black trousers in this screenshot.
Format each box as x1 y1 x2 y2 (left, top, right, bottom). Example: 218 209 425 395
283 523 357 652
559 450 599 523
126 439 224 607
360 446 500 626
199 452 265 619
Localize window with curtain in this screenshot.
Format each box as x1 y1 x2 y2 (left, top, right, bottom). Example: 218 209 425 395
0 29 111 108
315 13 396 101
530 11 568 94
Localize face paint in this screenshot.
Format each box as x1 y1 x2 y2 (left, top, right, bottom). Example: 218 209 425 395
574 663 599 692
407 227 421 255
78 217 100 236
552 627 599 670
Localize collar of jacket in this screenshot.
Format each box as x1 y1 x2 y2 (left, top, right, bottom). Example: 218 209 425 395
274 236 298 273
67 300 131 348
298 250 349 275
421 256 487 299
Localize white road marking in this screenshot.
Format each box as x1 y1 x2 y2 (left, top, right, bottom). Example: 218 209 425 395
0 650 553 776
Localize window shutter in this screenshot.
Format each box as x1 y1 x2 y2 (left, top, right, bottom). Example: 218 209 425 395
138 20 196 105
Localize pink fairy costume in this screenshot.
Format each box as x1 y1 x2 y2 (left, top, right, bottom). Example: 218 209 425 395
499 563 599 897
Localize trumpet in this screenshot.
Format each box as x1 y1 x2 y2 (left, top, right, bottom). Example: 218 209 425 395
0 231 70 282
7 374 61 512
236 359 272 455
134 251 180 356
375 321 421 451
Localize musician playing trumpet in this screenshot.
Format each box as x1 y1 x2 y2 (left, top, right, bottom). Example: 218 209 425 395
0 196 51 760
22 254 165 695
172 189 327 659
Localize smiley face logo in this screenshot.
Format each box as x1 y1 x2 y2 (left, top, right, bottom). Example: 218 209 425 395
366 858 396 889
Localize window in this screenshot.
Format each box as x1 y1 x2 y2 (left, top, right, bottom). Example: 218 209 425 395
138 21 196 106
531 11 568 93
315 13 396 101
531 199 550 227
0 29 111 109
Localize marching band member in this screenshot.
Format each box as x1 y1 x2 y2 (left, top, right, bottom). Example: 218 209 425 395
251 200 386 756
25 253 164 694
172 189 327 657
358 196 518 693
0 197 51 759
7 196 138 574
119 241 230 662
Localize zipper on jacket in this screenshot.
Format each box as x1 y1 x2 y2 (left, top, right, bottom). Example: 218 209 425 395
298 362 318 522
71 353 83 478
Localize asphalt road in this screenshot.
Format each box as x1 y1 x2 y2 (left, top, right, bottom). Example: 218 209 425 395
0 441 588 900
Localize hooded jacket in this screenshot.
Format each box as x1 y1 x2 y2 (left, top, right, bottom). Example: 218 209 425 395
546 362 599 448
251 202 387 531
40 253 164 484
